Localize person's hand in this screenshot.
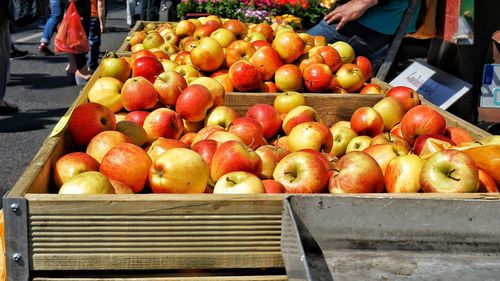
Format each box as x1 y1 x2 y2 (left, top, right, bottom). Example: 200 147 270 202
100 23 106 33
324 0 378 30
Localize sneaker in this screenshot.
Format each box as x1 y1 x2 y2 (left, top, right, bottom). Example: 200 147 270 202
38 43 54 56
0 101 19 115
10 48 28 59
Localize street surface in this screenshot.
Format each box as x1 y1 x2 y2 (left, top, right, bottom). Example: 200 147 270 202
0 2 170 205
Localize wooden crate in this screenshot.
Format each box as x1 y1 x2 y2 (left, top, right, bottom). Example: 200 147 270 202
3 66 494 280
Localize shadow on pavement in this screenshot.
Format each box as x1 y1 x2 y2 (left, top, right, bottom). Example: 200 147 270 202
0 108 68 132
8 73 75 89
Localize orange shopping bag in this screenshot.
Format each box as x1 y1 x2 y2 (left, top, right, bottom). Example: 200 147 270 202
54 1 90 54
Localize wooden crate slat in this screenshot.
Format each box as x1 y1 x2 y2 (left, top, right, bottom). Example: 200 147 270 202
33 275 288 281
32 252 284 270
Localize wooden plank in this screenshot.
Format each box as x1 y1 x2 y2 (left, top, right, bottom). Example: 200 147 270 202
33 275 288 281
32 252 283 270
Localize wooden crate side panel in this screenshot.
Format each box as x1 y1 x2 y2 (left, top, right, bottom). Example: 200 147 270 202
27 195 283 270
224 93 383 126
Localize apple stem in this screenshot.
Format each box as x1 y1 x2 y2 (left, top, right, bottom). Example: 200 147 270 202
285 171 297 182
447 169 460 181
225 177 237 185
387 133 392 142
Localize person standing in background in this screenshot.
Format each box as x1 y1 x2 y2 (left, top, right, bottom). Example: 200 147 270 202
126 0 140 28
88 0 106 72
0 0 19 114
38 0 66 56
141 0 161 21
307 0 420 71
65 0 92 85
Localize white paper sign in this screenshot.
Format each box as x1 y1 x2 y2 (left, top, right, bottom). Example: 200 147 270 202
390 61 472 109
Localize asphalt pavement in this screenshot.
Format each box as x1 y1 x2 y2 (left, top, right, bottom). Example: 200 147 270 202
0 2 162 204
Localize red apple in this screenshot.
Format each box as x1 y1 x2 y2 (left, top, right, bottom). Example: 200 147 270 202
191 125 225 145
386 86 421 112
228 117 266 150
249 46 283 81
273 91 306 114
274 64 303 92
311 45 342 72
262 179 285 193
190 37 224 72
193 22 220 40
53 152 100 189
210 140 263 182
222 19 248 39
179 132 197 145
331 41 355 64
100 143 152 193
329 124 358 157
207 130 244 145
58 171 115 194
335 63 365 92
132 56 164 83
256 145 290 179
205 105 239 129
176 20 196 37
121 76 159 111
146 138 189 162
192 139 218 170
190 77 225 106
354 55 372 82
213 171 264 194
350 107 384 137
225 40 256 68
100 55 131 83
125 110 150 127
154 70 187 106
260 81 278 93
228 59 262 92
363 143 410 175
385 154 425 193
329 151 384 193
298 53 325 73
246 104 282 139
400 105 447 145
288 122 333 153
282 105 321 135
86 131 131 163
251 39 272 49
303 63 333 93
272 31 305 64
346 135 372 153
420 149 479 193
249 22 274 42
273 151 329 193
210 27 236 48
360 83 384 94
175 84 214 122
143 108 183 143
68 102 116 147
149 148 208 193
370 132 411 151
373 96 406 131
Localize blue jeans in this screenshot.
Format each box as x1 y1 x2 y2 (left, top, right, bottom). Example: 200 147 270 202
40 0 65 45
88 17 101 72
307 20 393 72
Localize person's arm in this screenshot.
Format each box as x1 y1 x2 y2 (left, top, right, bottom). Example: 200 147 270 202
324 0 378 30
98 0 106 33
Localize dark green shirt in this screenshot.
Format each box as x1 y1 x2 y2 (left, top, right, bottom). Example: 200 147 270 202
357 0 420 35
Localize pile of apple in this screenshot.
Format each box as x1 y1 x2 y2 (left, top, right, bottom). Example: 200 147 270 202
55 74 500 195
118 15 382 94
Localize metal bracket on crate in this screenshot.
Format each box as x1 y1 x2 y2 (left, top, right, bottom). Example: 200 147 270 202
281 197 334 281
3 197 30 281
